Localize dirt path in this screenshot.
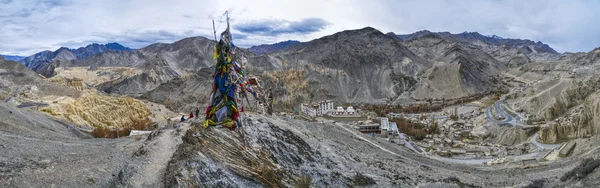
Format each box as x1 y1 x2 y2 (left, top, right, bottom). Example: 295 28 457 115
122 123 191 187
3 86 20 103
528 78 567 99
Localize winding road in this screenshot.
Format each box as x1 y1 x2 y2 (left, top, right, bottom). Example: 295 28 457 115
485 100 514 126
530 132 561 150
485 100 535 129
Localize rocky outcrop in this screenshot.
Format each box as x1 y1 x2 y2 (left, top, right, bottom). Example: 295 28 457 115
484 125 528 146
141 68 214 113
407 43 504 99
165 117 350 187
47 76 85 91
40 92 151 128
539 91 600 143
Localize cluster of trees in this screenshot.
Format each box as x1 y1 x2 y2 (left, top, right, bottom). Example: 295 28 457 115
391 118 439 141
360 104 444 117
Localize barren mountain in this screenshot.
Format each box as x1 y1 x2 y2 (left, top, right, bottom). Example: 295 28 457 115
249 27 507 108
0 57 80 100
249 40 301 55
0 54 26 61
19 43 131 72
140 27 510 112
391 30 566 62
45 37 221 96
394 30 558 54
246 27 431 107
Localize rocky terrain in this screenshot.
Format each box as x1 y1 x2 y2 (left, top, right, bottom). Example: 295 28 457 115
4 25 600 187
1 57 153 131
247 27 507 108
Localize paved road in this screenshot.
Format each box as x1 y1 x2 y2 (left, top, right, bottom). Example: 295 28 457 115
16 102 49 108
485 100 513 126
530 132 561 150
485 100 536 129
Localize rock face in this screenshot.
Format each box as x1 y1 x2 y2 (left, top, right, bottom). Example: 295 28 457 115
539 91 600 143
474 123 528 146
402 35 505 99
39 92 152 129
140 68 214 113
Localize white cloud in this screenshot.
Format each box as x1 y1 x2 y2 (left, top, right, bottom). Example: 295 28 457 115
1 0 599 56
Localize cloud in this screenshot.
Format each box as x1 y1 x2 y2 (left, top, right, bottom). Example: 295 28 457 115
235 18 330 36
1 0 600 55
55 28 215 49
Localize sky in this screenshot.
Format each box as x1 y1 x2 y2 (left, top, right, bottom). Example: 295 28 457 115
1 0 600 56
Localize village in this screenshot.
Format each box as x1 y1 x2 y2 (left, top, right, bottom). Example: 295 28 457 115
296 97 576 166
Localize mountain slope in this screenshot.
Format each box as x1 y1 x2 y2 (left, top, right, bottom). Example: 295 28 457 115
36 37 224 95
246 27 430 107
392 30 562 62
395 30 558 54
0 54 26 61
249 40 301 55
244 27 506 108
18 43 132 72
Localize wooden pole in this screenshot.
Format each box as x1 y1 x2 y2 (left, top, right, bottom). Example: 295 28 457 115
212 19 217 41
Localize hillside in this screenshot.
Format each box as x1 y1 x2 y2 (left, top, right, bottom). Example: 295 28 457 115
241 27 508 109
19 43 132 72
392 30 565 62
249 40 301 55
0 54 26 61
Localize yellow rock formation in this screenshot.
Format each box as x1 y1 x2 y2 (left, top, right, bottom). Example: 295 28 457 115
41 74 152 129
40 92 151 129
47 76 85 91
53 67 142 86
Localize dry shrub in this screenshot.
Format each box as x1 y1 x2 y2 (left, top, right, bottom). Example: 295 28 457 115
292 175 312 188
91 117 150 138
130 117 152 130
92 127 131 138
257 163 283 187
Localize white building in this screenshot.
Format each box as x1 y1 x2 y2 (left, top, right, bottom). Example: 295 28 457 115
389 122 398 136
346 106 355 115
380 118 389 131
317 100 334 116
301 100 334 117
334 106 345 115
300 103 317 117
